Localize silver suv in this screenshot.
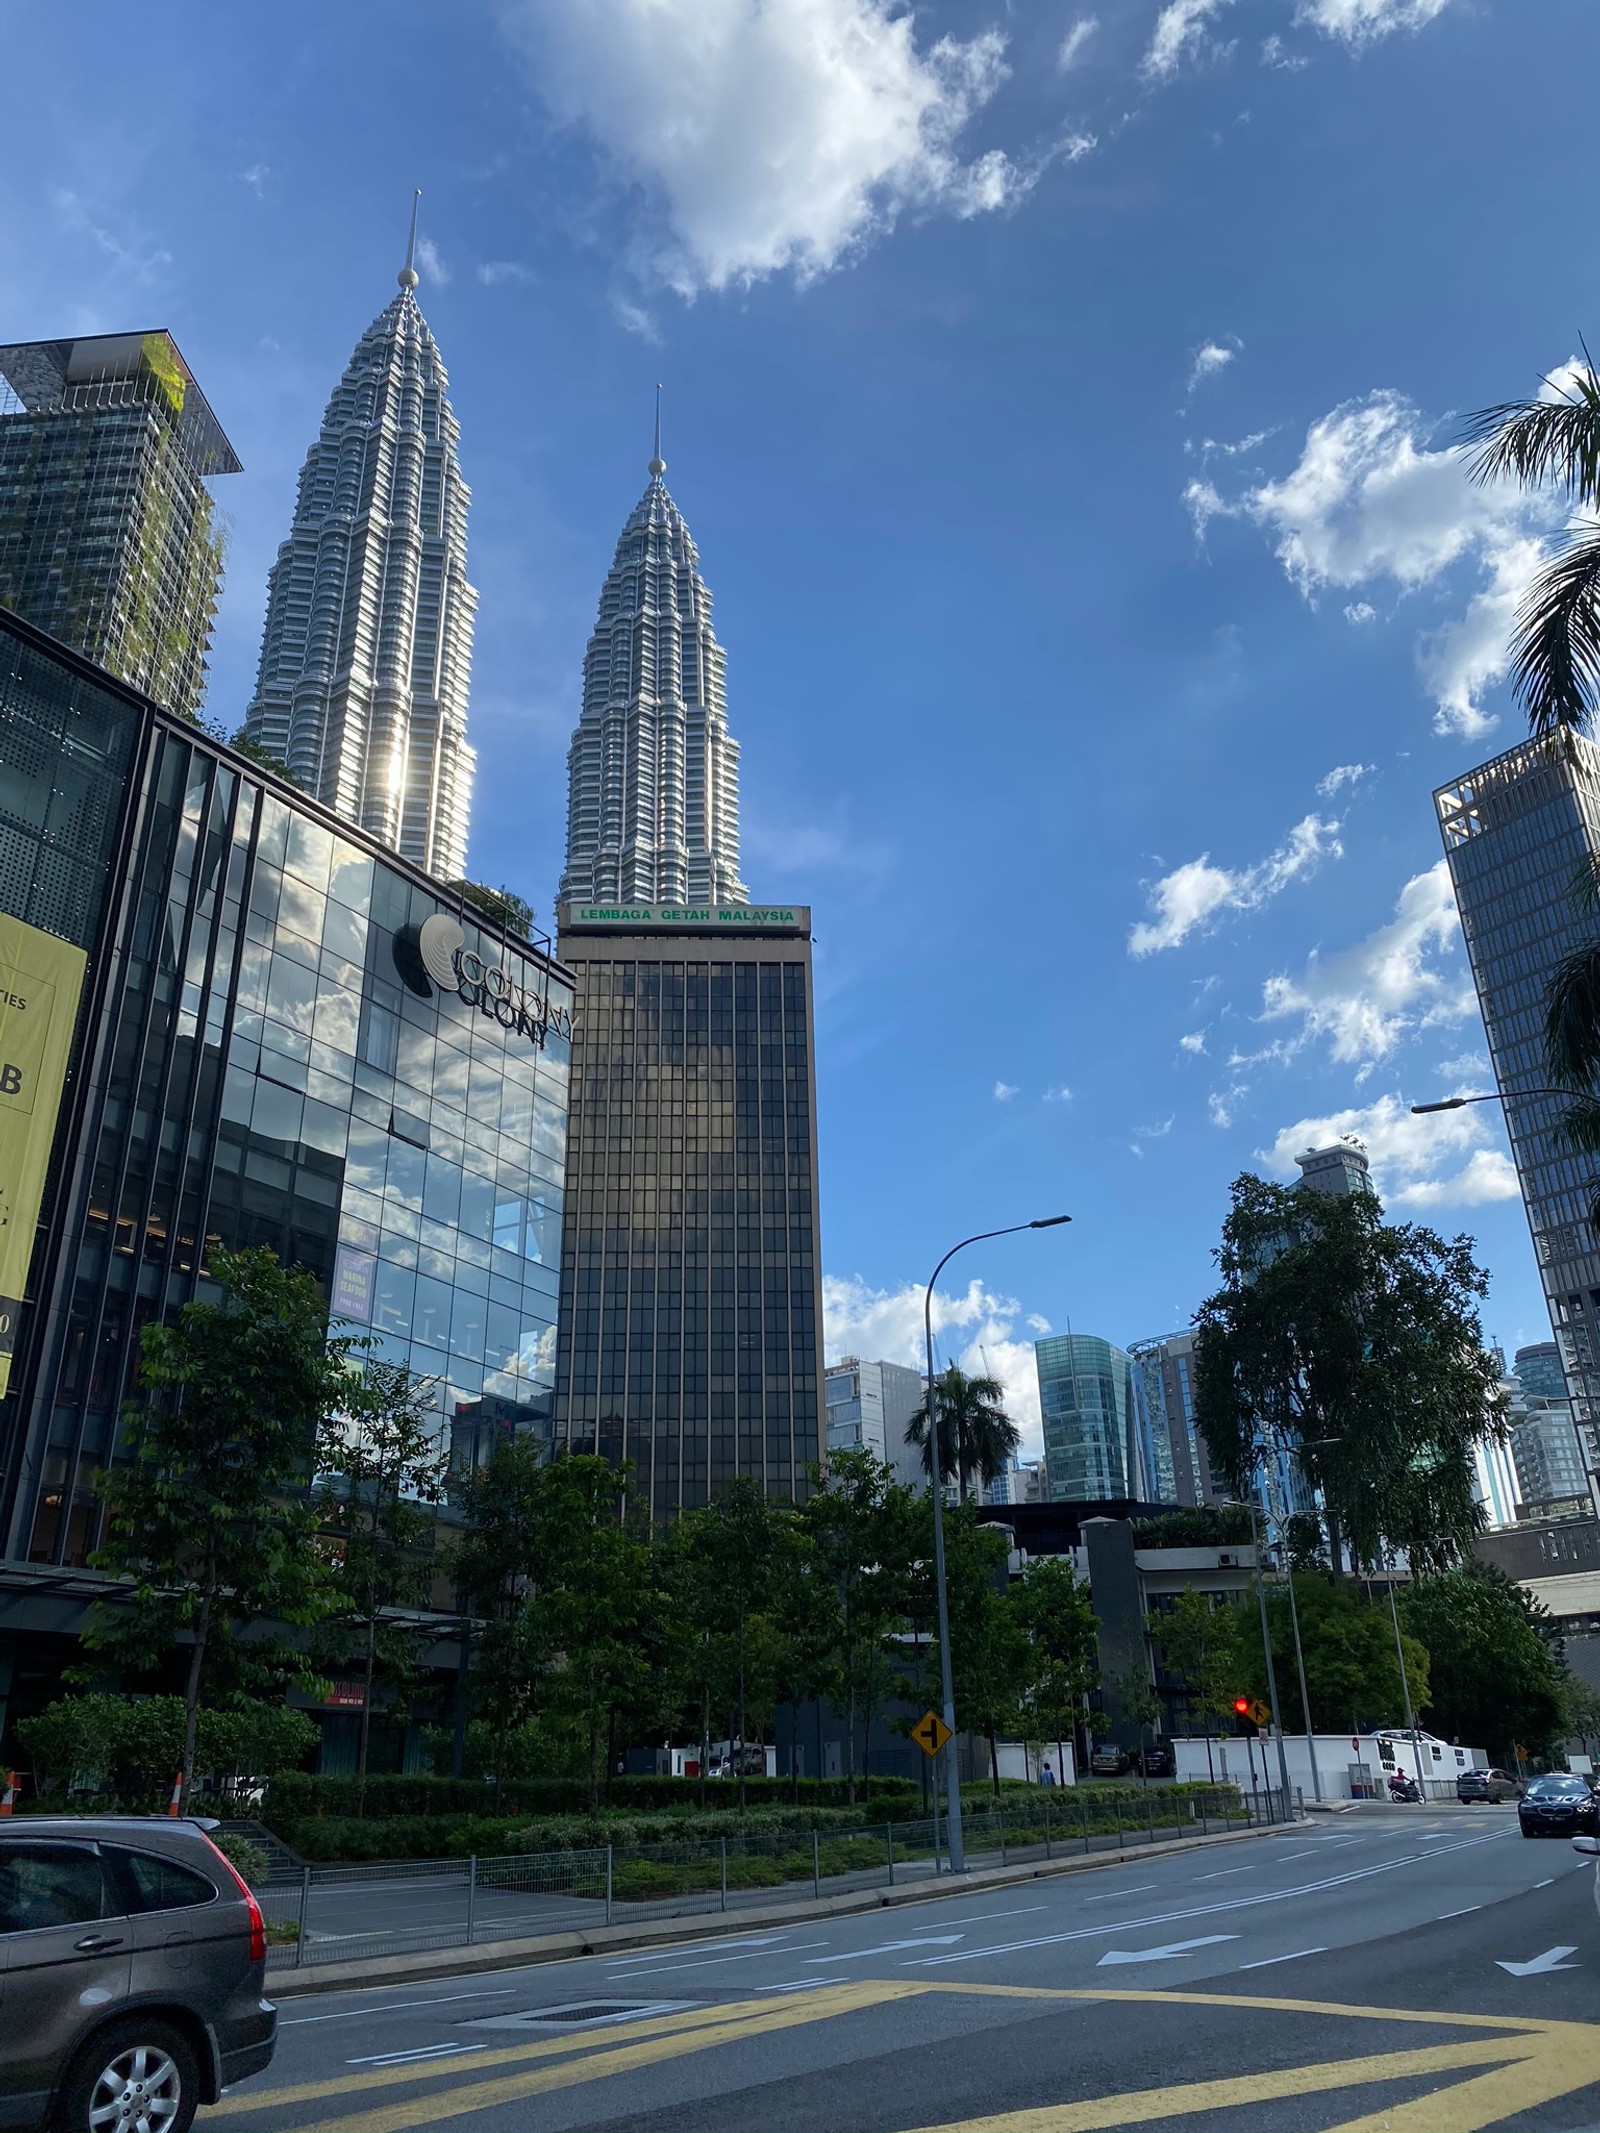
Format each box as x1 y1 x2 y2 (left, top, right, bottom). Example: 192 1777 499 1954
0 1816 277 2133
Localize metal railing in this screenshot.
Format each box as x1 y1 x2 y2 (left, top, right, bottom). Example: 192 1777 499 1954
255 1783 1295 1970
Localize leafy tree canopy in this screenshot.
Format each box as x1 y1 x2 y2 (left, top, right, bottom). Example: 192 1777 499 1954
1400 1562 1569 1763
1193 1173 1505 1575
906 1366 1021 1498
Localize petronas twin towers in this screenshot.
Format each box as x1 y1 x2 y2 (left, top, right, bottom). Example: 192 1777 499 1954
246 209 746 909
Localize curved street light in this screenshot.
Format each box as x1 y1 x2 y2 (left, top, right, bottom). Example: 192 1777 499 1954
1410 1089 1573 1114
924 1215 1071 1874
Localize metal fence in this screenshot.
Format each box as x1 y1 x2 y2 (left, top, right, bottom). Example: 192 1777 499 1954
254 1783 1297 1971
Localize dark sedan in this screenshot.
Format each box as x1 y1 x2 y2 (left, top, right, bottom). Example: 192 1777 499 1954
1519 1775 1600 1838
1458 1767 1520 1804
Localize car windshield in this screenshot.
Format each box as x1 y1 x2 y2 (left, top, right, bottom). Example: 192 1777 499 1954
1527 1778 1588 1797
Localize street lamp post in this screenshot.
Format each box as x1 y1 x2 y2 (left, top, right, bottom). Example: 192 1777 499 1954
1241 1489 1294 1818
923 1215 1071 1874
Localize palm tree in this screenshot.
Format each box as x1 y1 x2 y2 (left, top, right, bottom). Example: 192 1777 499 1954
905 1366 1020 1500
1464 367 1600 1211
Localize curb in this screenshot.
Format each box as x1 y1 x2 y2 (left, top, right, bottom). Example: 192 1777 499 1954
267 1814 1299 1997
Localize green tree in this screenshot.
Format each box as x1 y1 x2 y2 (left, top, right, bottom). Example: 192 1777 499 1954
85 1246 352 1812
675 1479 793 1811
1109 1664 1164 1777
1148 1589 1245 1759
315 1362 450 1809
1401 1562 1569 1764
908 1499 1026 1796
1248 1576 1427 1736
1013 1556 1101 1781
801 1451 917 1803
1193 1173 1506 1575
452 882 535 936
449 1432 551 1802
1560 1674 1600 1766
17 1694 315 1806
905 1367 1021 1500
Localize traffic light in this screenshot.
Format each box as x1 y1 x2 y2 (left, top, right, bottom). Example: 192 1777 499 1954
1233 1696 1251 1717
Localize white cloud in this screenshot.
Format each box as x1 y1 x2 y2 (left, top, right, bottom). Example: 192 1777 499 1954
823 1273 1046 1454
1190 388 1561 736
415 235 451 284
478 259 535 285
1316 762 1373 797
1129 811 1342 956
612 296 662 343
1259 32 1307 67
1044 1082 1073 1101
504 0 1031 293
1027 1312 1053 1334
240 164 271 197
993 1079 1019 1102
1192 426 1273 464
1141 0 1236 81
1260 1093 1518 1211
1296 0 1459 46
1179 1030 1207 1055
1057 15 1098 69
1130 1116 1174 1156
1258 859 1473 1069
1187 339 1239 395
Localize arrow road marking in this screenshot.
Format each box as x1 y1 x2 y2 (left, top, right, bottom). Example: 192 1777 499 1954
808 1935 964 1964
1497 1945 1580 1976
1098 1935 1238 1967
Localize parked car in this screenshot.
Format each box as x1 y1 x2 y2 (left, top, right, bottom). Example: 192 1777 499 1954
1089 1745 1132 1777
1139 1743 1175 1779
1519 1775 1600 1839
0 1816 277 2133
1457 1767 1520 1804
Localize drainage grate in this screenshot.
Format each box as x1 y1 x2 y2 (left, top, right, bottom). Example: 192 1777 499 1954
470 2000 693 2033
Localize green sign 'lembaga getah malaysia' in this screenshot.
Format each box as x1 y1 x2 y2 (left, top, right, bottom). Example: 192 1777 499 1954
567 904 806 928
0 915 87 1396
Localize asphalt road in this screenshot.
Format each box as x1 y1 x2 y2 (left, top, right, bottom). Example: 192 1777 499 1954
215 1805 1600 2133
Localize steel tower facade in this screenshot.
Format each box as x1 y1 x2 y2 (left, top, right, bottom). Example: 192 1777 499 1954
559 428 746 909
245 222 476 880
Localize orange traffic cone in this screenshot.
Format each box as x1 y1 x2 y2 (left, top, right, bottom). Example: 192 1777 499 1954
0 1771 16 1815
166 1771 184 1817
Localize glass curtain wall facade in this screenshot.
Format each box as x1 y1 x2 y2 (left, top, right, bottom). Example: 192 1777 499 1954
553 907 822 1518
0 602 571 1567
1128 1333 1216 1507
0 334 239 719
1035 1333 1144 1502
1438 737 1600 1437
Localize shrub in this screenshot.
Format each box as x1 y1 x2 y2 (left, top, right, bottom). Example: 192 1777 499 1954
262 1771 917 1825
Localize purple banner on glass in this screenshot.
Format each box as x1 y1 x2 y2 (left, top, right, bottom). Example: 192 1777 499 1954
332 1245 376 1324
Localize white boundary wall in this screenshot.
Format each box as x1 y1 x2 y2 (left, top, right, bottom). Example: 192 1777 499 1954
1174 1732 1485 1800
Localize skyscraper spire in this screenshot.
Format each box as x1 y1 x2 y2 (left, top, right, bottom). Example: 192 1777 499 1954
559 437 745 909
400 187 421 291
244 229 477 879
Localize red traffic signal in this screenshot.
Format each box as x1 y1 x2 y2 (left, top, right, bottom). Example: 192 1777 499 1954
1232 1697 1251 1716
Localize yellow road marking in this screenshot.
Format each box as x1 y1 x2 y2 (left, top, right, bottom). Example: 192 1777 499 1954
898 2039 1526 2133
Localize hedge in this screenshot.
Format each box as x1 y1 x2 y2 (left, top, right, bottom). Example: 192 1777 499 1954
275 1803 884 1864
262 1771 919 1825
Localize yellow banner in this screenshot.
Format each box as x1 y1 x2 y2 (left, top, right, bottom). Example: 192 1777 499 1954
0 917 87 1397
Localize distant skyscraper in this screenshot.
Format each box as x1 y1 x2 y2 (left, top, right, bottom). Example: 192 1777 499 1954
559 412 746 909
0 330 239 717
1438 738 1600 1432
1295 1143 1374 1198
1035 1334 1150 1501
825 1356 926 1490
1129 1333 1218 1507
245 202 476 881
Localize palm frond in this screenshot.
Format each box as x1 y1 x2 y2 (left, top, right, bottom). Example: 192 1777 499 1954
1508 527 1600 737
1546 940 1600 1089
1461 365 1600 502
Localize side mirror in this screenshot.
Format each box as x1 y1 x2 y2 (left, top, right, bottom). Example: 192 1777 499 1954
1571 1836 1600 1856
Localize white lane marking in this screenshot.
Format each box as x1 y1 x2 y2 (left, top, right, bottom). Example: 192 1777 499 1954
763 1980 828 1993
1098 1935 1238 1967
347 2045 488 2068
1272 1850 1318 1862
931 1907 1048 1926
1419 1833 1453 1842
1083 1884 1158 1903
1437 1906 1481 1919
1240 1947 1326 1970
907 1825 1514 1970
1534 1878 1555 1888
607 1941 828 1978
810 1935 964 1964
600 1934 795 1970
1197 1867 1256 1880
1498 1945 1580 1976
283 1990 520 2026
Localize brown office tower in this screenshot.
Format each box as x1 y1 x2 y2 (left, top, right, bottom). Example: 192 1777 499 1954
553 904 823 1517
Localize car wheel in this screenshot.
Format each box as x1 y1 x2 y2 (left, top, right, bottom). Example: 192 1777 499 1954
57 2016 199 2133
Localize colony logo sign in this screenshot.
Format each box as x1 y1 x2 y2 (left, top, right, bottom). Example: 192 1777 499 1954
0 916 87 1396
396 913 572 1049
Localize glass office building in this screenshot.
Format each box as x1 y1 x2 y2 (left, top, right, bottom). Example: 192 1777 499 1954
0 602 572 1575
1035 1333 1146 1502
552 904 823 1519
1438 737 1600 1432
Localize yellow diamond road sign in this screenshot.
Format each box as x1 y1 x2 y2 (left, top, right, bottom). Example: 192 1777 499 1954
1248 1698 1272 1728
911 1710 953 1758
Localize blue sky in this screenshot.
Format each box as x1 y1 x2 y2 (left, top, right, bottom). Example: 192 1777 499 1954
3 0 1591 1454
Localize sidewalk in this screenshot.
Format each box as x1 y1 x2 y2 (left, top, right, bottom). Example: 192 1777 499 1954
267 1813 1297 1997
